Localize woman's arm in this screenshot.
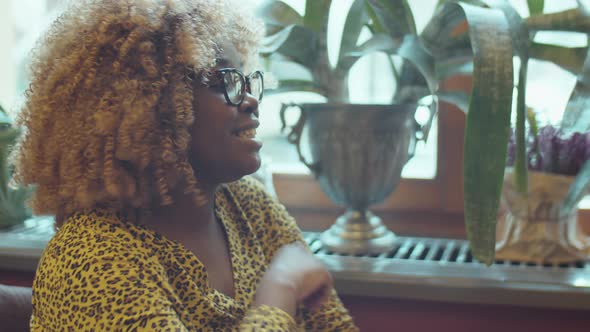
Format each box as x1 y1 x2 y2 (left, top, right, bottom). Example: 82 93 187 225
229 177 359 331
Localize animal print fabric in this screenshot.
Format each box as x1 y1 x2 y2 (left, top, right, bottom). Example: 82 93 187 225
30 176 358 331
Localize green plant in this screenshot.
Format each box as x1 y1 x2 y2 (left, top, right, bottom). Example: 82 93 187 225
256 0 590 264
0 104 34 229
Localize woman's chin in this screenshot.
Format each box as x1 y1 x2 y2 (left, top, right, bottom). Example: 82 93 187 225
241 154 262 176
223 154 261 183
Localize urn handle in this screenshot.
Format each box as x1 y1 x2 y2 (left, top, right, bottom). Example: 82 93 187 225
279 103 320 174
407 100 435 161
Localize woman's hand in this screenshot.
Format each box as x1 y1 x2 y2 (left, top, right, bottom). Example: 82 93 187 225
254 242 333 318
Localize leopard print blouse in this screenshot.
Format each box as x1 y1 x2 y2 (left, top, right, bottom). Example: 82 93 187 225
30 176 358 331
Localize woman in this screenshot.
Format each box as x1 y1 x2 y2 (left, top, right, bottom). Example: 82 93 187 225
13 0 358 330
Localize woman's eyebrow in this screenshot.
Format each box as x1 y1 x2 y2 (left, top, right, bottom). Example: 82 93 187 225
216 58 234 68
215 57 244 69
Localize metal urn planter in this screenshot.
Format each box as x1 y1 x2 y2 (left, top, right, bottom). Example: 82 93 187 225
281 103 421 255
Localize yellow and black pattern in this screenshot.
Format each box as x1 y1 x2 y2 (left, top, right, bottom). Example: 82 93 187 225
30 176 358 331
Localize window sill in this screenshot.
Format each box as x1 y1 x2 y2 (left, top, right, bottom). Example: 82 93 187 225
302 232 590 311
1 216 590 312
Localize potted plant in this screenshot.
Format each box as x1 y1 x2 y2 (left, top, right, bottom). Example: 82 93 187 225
496 116 590 263
257 0 435 255
415 0 590 264
0 104 34 229
256 0 590 263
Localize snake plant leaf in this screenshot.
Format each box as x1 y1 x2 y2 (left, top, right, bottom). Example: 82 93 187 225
527 0 544 15
267 79 325 96
365 0 416 40
256 0 302 35
421 6 473 64
304 0 332 34
561 48 590 135
259 25 319 69
483 0 530 194
562 160 590 214
338 0 369 66
483 0 529 59
425 2 514 265
526 8 590 32
438 91 470 113
529 42 588 74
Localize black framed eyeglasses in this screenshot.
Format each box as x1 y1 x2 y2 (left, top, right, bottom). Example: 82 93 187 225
213 68 264 106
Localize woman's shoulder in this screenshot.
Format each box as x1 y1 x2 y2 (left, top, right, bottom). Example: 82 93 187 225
226 175 270 197
223 175 300 235
223 175 278 213
42 209 153 269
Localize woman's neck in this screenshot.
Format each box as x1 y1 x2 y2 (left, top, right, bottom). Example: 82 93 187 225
140 183 219 237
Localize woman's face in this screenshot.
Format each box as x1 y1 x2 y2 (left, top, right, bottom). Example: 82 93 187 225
189 41 262 185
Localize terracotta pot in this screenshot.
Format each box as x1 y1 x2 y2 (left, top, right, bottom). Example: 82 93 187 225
495 168 590 264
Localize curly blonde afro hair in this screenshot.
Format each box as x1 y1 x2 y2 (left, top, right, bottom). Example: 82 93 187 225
12 0 263 222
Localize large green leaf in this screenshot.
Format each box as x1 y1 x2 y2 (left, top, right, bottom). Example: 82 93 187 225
435 58 473 80
337 34 397 75
526 8 590 32
256 0 302 27
264 59 314 82
304 0 332 34
338 0 370 66
266 79 325 96
365 0 416 40
527 0 544 15
561 48 590 135
436 0 486 7
259 25 319 69
346 34 397 55
397 36 437 93
425 2 514 265
529 42 588 74
438 90 470 113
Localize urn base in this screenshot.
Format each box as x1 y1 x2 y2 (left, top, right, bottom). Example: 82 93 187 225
320 210 396 255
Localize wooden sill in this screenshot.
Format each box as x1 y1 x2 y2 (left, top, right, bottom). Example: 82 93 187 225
289 206 590 240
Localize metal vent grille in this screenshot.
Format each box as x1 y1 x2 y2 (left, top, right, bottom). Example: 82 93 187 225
302 232 590 310
304 233 587 269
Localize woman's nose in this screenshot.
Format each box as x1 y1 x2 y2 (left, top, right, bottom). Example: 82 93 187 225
239 92 259 117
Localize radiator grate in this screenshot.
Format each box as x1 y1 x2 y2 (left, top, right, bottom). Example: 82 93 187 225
303 233 587 269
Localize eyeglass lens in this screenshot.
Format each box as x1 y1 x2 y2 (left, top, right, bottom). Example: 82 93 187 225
223 71 244 105
222 70 263 105
249 72 263 102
